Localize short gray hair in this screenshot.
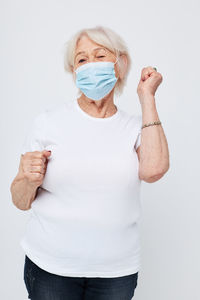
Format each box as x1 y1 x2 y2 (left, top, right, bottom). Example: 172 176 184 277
63 25 132 97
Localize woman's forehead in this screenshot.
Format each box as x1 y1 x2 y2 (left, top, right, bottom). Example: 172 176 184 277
76 34 98 47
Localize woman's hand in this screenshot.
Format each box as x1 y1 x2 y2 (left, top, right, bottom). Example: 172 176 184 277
137 66 163 100
10 150 51 210
19 150 51 188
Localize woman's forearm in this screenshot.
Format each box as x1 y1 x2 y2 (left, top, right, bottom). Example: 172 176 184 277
10 172 38 211
138 94 170 181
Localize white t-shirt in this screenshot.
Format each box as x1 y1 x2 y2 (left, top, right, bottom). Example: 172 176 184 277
20 98 142 278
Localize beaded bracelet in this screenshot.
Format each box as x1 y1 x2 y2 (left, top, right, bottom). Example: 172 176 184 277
141 121 161 129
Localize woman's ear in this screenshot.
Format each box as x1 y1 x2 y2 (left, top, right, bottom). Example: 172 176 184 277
118 54 128 80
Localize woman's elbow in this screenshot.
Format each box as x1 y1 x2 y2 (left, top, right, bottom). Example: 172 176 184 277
139 164 170 183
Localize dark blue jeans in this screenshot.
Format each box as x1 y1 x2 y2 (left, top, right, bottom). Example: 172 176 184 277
24 255 139 300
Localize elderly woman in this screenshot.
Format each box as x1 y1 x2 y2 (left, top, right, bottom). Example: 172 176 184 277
10 26 169 300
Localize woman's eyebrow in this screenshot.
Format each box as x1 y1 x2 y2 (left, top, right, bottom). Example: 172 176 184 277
75 51 86 59
75 47 106 59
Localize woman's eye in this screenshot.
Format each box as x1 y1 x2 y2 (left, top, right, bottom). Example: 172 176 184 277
78 56 105 63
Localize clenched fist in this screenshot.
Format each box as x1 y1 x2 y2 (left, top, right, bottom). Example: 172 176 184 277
137 66 163 98
19 150 51 188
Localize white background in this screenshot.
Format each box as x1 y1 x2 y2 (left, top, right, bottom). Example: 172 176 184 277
1 0 199 299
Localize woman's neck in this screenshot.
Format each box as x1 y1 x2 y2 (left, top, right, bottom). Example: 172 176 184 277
77 93 117 118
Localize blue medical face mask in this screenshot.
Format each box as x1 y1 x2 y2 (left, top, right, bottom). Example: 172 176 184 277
74 57 119 101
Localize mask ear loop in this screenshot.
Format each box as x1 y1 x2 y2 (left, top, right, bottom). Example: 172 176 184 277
113 55 120 80
114 55 119 65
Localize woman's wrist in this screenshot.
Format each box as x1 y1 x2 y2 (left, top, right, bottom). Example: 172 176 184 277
138 92 155 106
138 94 160 124
139 95 157 113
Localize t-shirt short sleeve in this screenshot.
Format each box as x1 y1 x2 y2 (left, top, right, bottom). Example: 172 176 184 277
134 115 142 151
21 112 47 155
